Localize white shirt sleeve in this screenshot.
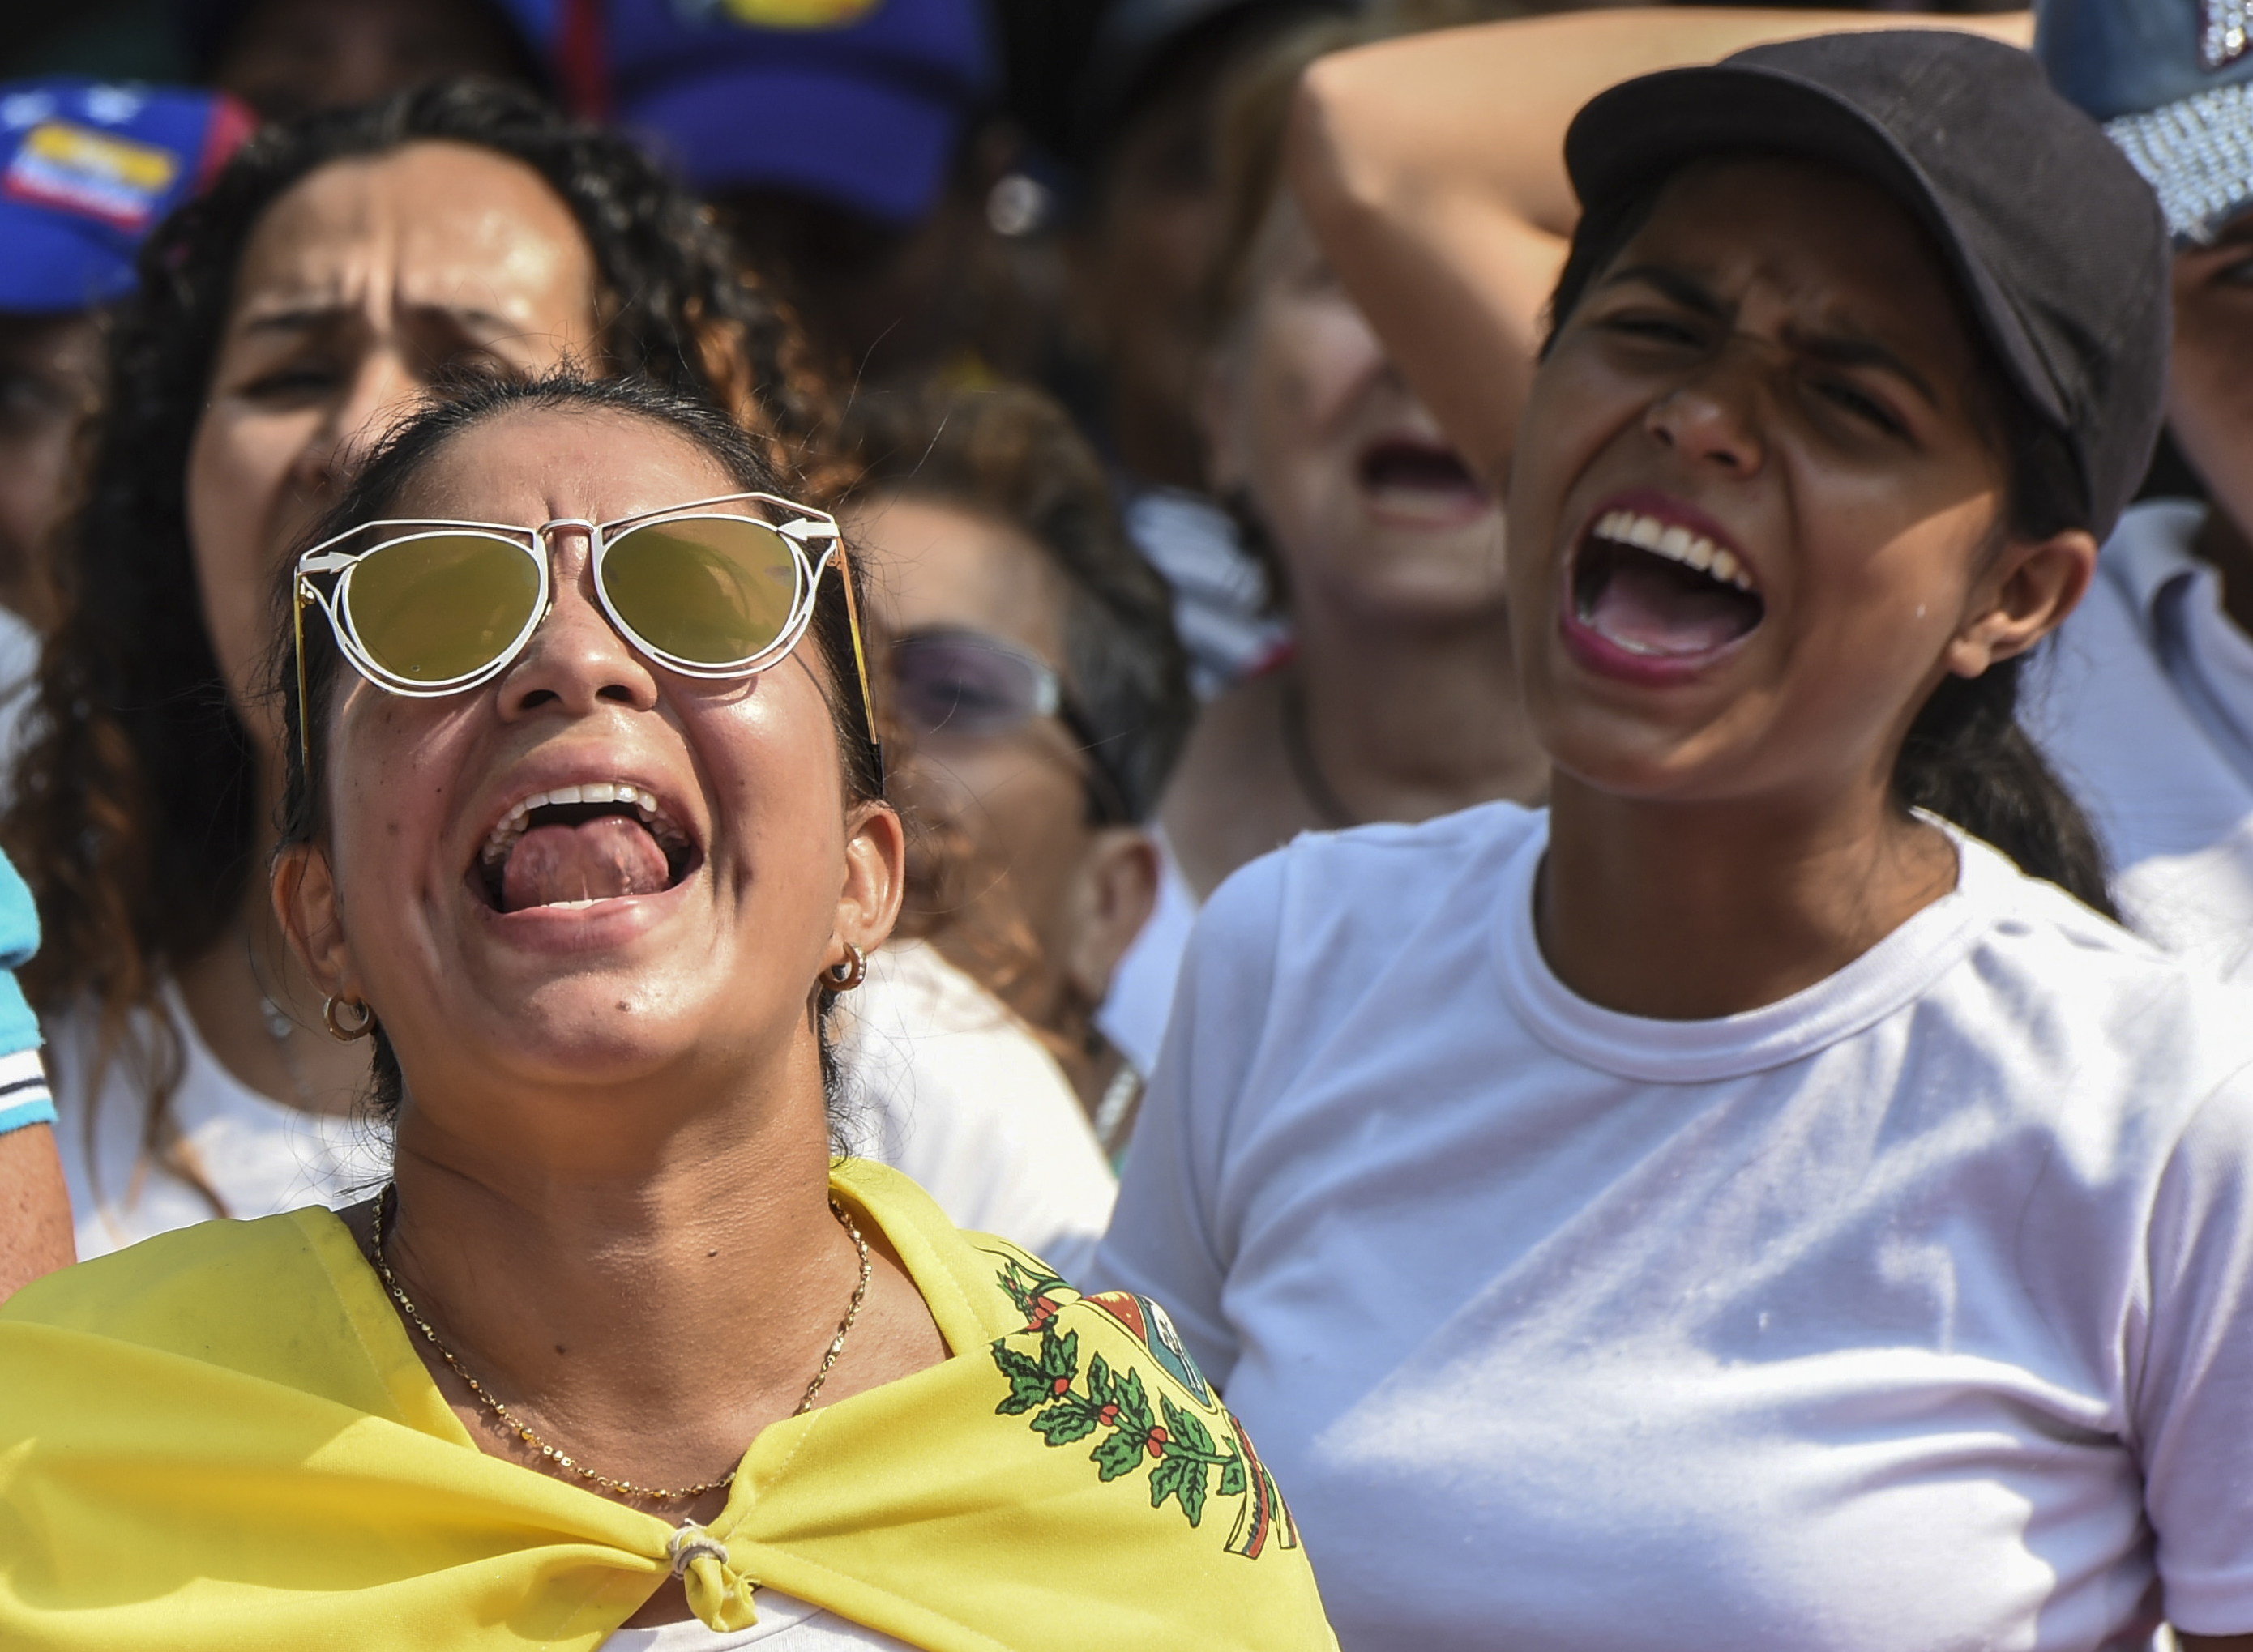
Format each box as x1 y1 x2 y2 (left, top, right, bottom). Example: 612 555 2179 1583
1093 852 1292 1392
842 942 1115 1279
2131 1060 2253 1634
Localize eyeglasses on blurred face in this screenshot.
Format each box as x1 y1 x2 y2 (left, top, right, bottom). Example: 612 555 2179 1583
888 627 1065 739
885 626 1129 824
292 491 882 783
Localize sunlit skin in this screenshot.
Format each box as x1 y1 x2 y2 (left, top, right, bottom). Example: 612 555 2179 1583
850 493 1159 1100
2165 207 2253 637
1164 198 1540 897
1511 157 2093 1019
212 0 533 123
188 141 596 743
276 406 941 1628
0 1126 72 1300
0 312 100 627
1207 200 1505 625
177 140 597 1116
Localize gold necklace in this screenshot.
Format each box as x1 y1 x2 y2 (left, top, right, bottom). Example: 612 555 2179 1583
370 1181 873 1503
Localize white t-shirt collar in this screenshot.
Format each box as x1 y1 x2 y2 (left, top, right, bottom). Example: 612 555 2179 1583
1491 813 2006 1083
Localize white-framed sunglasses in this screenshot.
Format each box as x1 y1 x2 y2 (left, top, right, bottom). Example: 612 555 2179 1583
292 490 882 781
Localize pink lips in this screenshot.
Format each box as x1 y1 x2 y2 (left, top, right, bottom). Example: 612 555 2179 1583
472 873 695 956
1558 487 1761 687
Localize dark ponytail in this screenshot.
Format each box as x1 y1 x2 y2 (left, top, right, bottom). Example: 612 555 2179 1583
1543 160 2118 920
1892 661 2114 919
1886 391 2117 920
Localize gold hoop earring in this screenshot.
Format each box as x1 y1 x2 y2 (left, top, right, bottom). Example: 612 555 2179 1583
323 995 374 1042
823 943 867 993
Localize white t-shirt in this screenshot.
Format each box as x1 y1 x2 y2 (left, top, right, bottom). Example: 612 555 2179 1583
0 601 41 779
598 1590 908 1650
2027 499 2253 981
1094 831 1199 1082
53 946 1114 1274
1094 801 2253 1651
49 987 389 1262
837 940 1115 1278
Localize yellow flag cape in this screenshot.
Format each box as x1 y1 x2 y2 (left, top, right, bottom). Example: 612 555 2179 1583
0 1159 1335 1650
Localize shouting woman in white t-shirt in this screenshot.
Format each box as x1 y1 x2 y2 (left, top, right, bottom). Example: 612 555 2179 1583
1097 19 2253 1652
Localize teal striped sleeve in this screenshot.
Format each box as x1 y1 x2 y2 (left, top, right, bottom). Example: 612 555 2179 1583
0 1048 52 1135
0 847 47 1133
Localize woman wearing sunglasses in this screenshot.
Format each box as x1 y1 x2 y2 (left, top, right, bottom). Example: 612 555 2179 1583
0 370 1336 1650
1 79 831 1258
1098 23 2253 1652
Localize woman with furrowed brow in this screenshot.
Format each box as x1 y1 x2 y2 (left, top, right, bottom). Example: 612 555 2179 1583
1097 22 2253 1652
0 373 1336 1652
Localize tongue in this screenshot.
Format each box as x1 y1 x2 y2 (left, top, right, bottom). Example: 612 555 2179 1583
1588 553 1759 656
501 816 670 912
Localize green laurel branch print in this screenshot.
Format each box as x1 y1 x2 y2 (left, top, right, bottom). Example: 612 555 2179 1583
992 1320 1241 1530
984 1249 1296 1556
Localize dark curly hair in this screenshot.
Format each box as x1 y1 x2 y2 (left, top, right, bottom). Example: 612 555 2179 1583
3 79 839 1202
279 370 883 1131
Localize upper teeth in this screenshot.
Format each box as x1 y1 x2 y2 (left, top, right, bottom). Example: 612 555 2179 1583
1592 510 1754 592
480 782 684 866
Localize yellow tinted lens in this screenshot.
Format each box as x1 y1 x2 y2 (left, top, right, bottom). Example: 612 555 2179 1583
343 531 541 685
603 517 802 667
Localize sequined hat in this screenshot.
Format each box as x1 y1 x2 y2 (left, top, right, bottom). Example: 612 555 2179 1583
2038 0 2253 243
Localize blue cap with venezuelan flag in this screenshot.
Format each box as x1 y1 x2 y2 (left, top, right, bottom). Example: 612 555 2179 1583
0 79 254 315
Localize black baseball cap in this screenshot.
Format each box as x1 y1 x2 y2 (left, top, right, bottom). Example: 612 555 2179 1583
1564 30 2171 542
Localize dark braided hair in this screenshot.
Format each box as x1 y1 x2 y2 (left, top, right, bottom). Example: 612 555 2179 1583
277 371 883 1134
3 79 840 1203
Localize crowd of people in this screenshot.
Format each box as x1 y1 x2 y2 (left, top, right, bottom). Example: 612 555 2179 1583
1 0 2251 1646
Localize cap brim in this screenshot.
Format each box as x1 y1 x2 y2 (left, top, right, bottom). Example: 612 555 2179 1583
0 207 135 313
626 64 962 225
1565 62 2067 433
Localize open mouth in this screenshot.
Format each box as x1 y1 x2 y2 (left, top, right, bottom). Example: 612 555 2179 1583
473 782 698 915
1571 505 1764 659
1357 438 1490 522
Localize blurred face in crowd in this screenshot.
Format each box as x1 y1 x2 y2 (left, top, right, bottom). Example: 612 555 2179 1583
720 175 993 388
186 140 597 750
2162 211 2253 609
1204 198 1505 637
212 0 534 122
1067 36 1242 490
1508 156 2090 807
850 493 1160 1031
0 312 100 625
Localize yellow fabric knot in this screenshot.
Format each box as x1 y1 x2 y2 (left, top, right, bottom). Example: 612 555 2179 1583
667 1521 759 1633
